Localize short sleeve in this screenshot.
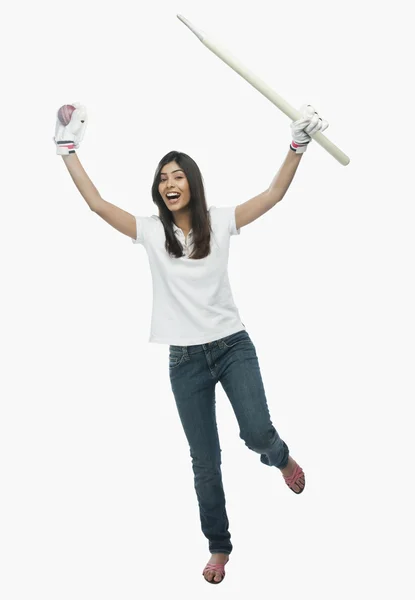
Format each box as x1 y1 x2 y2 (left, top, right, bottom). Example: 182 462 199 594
210 205 240 236
131 214 162 246
228 206 241 236
131 216 145 245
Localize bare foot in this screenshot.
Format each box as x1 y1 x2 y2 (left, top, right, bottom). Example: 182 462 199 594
280 455 305 493
203 553 229 583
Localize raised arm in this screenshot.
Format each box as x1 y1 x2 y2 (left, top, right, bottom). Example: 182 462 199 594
61 153 136 239
54 103 136 240
235 105 329 230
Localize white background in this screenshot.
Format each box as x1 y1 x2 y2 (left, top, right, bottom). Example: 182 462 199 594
1 0 414 598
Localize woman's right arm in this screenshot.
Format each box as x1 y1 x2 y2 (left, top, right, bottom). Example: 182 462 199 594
62 153 137 240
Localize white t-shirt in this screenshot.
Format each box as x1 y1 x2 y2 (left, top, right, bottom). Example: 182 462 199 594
131 205 246 345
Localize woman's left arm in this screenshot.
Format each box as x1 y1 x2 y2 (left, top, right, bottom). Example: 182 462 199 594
235 105 328 230
234 151 301 230
266 149 303 205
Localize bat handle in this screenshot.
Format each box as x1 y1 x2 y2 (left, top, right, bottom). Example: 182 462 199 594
312 131 350 166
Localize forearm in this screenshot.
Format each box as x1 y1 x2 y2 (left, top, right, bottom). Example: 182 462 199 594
61 153 102 211
266 149 302 205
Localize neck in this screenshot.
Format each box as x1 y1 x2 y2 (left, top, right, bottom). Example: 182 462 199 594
173 208 191 233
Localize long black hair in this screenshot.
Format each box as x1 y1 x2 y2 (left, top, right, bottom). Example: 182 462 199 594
151 151 212 260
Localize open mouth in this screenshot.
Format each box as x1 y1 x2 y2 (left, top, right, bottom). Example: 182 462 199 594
167 193 181 204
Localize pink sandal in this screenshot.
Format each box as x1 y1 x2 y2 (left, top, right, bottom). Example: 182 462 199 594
283 462 305 494
203 559 228 584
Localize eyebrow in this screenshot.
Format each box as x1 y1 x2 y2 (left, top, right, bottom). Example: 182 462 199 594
160 169 184 175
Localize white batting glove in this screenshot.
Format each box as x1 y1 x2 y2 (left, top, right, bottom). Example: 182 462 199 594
54 102 88 155
290 105 329 154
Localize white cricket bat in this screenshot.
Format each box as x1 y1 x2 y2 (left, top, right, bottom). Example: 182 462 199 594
177 14 350 166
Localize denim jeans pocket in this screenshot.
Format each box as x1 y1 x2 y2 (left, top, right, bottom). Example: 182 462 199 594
169 348 185 369
222 330 249 349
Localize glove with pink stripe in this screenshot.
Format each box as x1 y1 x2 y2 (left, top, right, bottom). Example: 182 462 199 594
290 105 329 154
54 102 88 155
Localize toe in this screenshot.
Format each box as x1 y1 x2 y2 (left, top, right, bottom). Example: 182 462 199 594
204 567 224 583
289 474 305 493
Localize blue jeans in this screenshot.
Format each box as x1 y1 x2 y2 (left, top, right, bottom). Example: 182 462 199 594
168 329 289 555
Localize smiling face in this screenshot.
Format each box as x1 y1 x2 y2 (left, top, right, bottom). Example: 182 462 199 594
159 161 191 212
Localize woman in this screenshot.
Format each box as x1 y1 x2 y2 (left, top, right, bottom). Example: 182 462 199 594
54 103 328 584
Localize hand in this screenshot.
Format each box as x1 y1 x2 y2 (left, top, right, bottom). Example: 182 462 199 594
290 105 329 154
54 102 88 155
